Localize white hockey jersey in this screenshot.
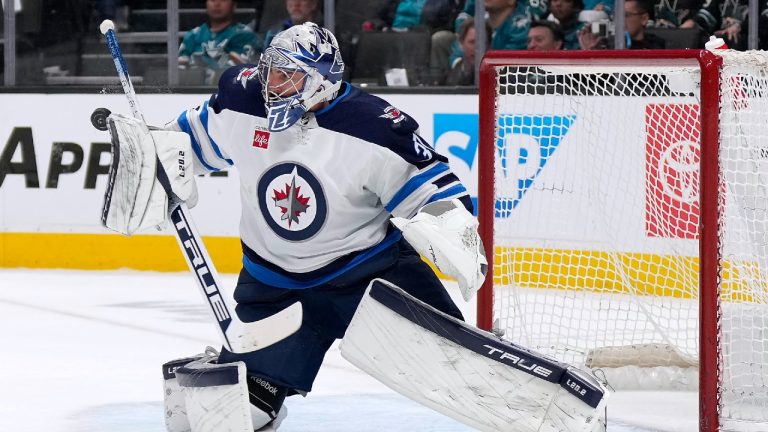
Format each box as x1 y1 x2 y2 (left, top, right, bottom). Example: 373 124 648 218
170 65 471 288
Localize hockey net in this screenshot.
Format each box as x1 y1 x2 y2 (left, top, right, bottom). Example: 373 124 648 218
477 50 768 431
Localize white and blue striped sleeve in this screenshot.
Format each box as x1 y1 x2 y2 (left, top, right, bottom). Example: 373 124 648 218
170 99 234 173
320 93 473 218
375 154 471 219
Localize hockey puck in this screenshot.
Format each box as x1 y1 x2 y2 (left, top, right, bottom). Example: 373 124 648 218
90 108 112 131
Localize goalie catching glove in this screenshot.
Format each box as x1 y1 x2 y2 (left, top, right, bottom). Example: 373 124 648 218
391 199 488 301
101 113 198 235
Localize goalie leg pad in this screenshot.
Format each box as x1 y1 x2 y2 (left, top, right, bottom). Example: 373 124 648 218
163 352 210 432
339 279 609 432
175 355 254 432
164 348 287 432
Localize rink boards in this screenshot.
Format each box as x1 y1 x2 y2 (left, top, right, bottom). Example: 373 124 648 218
0 92 474 272
2 92 763 298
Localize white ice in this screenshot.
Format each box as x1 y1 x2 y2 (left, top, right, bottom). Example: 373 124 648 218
0 269 698 432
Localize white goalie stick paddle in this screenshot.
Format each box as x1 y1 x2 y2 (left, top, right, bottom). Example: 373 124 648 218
98 19 302 353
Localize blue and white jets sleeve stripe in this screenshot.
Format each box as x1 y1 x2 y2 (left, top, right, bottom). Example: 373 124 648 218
176 100 233 173
385 161 455 218
427 172 469 204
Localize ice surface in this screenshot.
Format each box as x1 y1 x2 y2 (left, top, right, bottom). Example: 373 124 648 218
0 269 698 431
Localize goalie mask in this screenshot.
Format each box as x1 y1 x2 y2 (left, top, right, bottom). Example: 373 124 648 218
257 22 345 132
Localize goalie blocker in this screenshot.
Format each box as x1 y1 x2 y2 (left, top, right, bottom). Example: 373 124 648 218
391 199 488 302
340 279 608 432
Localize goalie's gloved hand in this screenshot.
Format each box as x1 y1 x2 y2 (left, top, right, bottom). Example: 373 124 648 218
108 113 198 206
102 113 197 235
391 199 488 301
152 127 198 209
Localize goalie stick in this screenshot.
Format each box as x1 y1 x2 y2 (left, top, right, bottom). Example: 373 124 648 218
98 19 302 353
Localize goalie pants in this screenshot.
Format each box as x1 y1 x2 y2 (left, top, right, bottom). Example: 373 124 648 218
218 237 464 393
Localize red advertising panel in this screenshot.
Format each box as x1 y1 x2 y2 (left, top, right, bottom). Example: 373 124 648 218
645 104 700 239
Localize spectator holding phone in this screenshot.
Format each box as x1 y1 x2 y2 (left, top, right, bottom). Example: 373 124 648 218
578 0 665 48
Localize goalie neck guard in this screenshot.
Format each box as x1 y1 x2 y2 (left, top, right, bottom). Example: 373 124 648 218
257 22 345 132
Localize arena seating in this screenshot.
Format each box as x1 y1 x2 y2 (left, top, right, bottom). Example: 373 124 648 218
351 30 431 86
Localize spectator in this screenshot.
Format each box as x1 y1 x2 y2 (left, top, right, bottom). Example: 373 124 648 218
446 18 491 85
715 0 747 49
653 0 720 36
455 0 547 48
527 20 565 49
447 0 544 85
365 0 463 32
579 0 666 48
446 19 477 85
546 0 585 49
583 0 614 13
179 0 261 84
263 0 323 49
363 0 464 84
758 0 768 50
625 0 666 47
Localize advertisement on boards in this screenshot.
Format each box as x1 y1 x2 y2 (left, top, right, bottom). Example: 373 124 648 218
644 103 700 240
1 90 714 270
0 94 234 235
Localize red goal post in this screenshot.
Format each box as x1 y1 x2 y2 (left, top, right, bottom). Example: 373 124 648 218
477 49 768 432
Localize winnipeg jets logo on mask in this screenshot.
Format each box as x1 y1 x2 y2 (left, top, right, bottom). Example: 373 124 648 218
258 163 327 241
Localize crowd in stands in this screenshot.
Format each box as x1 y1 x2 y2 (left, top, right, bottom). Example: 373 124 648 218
2 0 766 86
178 0 261 84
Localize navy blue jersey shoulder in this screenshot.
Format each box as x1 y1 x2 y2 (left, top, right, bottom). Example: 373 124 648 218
316 84 447 169
208 64 267 118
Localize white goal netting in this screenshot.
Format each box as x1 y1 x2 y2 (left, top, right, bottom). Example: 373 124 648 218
486 51 768 429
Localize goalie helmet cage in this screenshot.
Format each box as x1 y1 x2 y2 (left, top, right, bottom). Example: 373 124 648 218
477 49 768 432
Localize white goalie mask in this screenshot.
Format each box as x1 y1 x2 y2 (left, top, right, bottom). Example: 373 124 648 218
257 22 345 132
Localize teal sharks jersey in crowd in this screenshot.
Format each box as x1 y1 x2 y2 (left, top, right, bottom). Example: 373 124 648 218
179 22 261 67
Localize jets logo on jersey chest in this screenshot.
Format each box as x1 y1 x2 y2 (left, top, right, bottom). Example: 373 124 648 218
257 163 327 241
